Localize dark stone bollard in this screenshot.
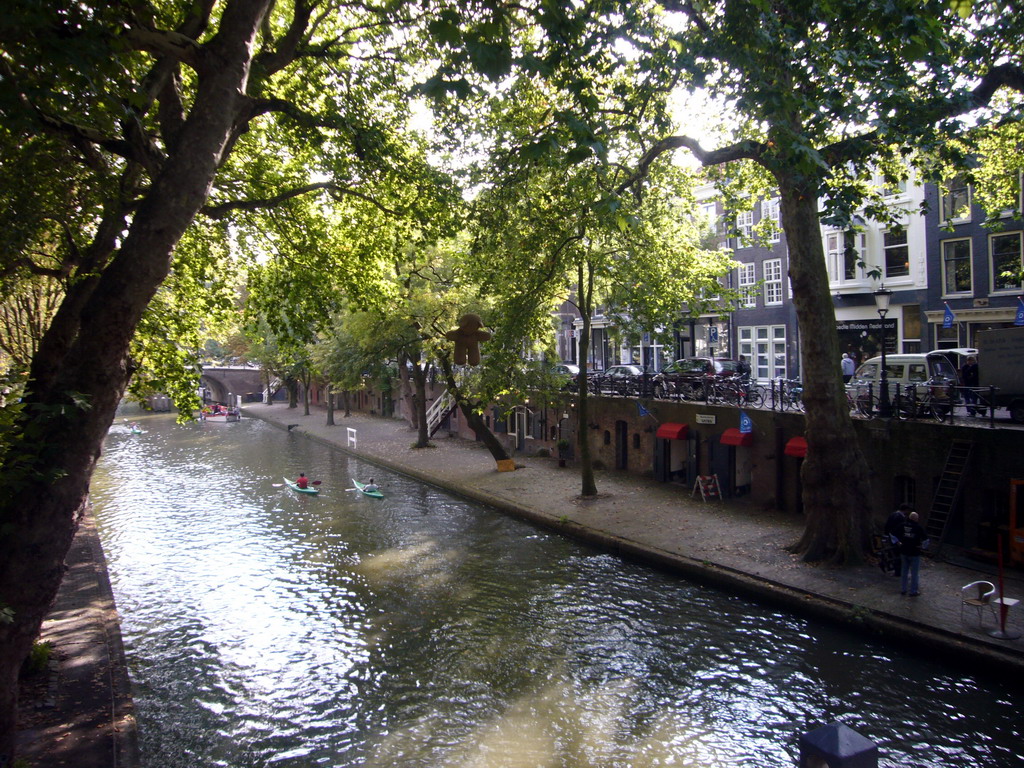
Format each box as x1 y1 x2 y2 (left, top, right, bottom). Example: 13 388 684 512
798 723 877 768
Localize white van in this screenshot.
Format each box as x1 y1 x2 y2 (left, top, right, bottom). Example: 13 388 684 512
928 347 978 381
848 352 958 401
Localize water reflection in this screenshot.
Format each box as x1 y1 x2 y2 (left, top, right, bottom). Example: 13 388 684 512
93 414 1023 767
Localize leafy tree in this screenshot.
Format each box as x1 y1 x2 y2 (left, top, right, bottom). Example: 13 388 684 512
421 0 1022 555
0 277 62 373
607 0 1024 563
316 310 415 427
0 1 449 755
461 73 735 496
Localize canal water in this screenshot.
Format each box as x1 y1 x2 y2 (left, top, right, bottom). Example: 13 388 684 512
93 413 1022 768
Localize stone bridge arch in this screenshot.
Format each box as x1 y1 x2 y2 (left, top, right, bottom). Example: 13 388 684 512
200 366 264 405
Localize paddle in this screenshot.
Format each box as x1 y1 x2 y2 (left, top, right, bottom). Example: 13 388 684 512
273 479 322 488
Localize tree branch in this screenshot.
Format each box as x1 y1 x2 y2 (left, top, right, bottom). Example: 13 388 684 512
616 135 766 193
202 181 398 218
120 25 202 70
822 63 1024 168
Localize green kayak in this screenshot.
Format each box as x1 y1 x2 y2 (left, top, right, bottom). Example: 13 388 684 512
352 479 383 498
284 477 319 494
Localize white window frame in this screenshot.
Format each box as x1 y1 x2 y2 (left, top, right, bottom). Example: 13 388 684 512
883 178 908 198
760 198 781 243
699 202 718 233
738 263 756 307
736 209 754 242
883 228 910 279
739 325 787 382
990 231 1023 293
825 230 867 284
940 177 971 224
940 238 972 296
763 258 783 305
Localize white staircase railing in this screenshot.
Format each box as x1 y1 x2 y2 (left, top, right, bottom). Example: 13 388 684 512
425 389 457 436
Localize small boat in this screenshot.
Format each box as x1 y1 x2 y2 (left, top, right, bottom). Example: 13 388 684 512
200 409 241 423
352 479 383 498
284 477 319 495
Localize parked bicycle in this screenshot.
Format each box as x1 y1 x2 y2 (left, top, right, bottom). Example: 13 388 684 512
707 375 763 407
764 378 804 411
848 378 955 421
894 378 956 421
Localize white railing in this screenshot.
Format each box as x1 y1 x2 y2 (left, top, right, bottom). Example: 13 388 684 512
426 389 457 436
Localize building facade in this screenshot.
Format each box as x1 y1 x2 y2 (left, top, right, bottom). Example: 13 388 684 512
563 172 1023 382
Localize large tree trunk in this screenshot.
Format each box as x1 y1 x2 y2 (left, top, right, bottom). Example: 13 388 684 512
437 355 511 463
0 2 272 759
409 361 431 448
576 259 598 496
777 174 873 564
326 388 335 426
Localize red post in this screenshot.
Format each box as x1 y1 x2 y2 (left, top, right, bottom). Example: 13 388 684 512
998 533 1008 633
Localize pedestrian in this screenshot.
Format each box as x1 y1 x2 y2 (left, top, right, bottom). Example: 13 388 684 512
897 510 929 596
736 354 751 381
841 352 855 383
883 503 911 576
959 355 982 416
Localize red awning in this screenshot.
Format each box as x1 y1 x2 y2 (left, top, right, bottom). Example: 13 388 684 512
720 427 753 447
655 422 689 440
784 436 808 458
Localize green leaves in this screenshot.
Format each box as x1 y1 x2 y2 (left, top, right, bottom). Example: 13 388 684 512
427 10 463 46
948 0 973 19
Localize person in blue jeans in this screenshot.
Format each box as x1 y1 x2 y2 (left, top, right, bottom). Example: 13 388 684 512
897 511 929 596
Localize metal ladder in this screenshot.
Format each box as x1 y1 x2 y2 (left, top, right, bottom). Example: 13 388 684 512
924 439 974 556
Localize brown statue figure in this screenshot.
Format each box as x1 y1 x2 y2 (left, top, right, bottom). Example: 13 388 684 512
445 313 491 366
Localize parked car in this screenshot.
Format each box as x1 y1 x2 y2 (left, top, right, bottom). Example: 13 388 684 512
589 364 646 396
551 362 581 390
653 357 742 399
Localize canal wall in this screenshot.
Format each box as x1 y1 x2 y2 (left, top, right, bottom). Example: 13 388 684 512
315 377 1024 564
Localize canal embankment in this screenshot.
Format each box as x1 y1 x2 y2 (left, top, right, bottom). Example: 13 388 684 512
244 402 1024 679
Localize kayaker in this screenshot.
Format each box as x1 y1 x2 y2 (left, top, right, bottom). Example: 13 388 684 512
296 473 309 489
363 478 379 493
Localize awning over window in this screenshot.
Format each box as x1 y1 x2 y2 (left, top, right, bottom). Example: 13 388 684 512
720 427 753 447
784 436 808 458
655 422 689 440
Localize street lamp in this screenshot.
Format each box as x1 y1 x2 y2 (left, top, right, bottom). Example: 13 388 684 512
873 285 893 417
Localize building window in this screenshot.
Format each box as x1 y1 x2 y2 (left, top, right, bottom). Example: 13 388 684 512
764 259 783 305
738 263 756 307
991 231 1023 291
935 323 961 349
760 198 781 242
736 209 754 242
699 202 719 233
940 176 971 222
941 239 972 295
884 229 909 278
739 325 787 381
883 178 908 198
825 231 866 283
